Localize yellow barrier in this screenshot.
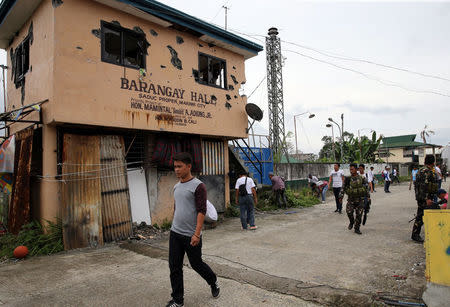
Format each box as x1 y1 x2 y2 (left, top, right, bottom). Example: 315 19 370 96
423 210 450 286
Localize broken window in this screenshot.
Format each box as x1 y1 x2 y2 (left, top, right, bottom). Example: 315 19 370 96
14 37 30 87
198 53 227 89
101 21 146 69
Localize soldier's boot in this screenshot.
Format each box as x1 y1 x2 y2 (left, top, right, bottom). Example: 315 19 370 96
354 228 362 235
348 217 354 230
411 222 424 243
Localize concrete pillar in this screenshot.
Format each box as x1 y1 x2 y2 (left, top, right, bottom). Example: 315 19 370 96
39 124 59 224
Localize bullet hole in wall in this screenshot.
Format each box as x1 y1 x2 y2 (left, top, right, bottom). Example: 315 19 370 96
111 20 121 27
76 46 83 50
150 29 158 36
234 95 238 99
52 0 63 8
211 95 217 101
167 46 182 70
192 69 199 82
230 75 238 85
133 26 145 34
176 36 184 44
225 102 232 110
228 85 234 91
161 65 166 69
233 66 236 70
208 43 215 48
198 43 203 47
226 94 231 100
91 29 101 38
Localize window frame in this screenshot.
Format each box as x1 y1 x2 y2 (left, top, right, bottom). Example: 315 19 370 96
100 20 146 70
197 52 227 90
14 36 30 86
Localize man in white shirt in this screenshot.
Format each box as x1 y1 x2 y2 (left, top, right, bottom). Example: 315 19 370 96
235 171 258 230
383 166 391 193
367 167 374 193
435 165 443 189
329 163 345 213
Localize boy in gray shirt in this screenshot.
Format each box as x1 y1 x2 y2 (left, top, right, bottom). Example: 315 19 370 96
166 152 219 307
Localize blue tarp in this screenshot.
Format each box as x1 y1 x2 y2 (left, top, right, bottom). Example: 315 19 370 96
235 147 273 185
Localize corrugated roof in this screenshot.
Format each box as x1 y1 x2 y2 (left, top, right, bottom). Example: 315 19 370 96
380 134 441 149
0 0 264 58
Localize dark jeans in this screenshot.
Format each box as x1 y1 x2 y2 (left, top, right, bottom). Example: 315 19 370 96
275 188 287 208
384 180 391 192
169 231 216 304
239 194 255 229
437 179 442 189
333 187 342 211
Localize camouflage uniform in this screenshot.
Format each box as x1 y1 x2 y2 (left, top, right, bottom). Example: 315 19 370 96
412 166 438 238
339 175 370 232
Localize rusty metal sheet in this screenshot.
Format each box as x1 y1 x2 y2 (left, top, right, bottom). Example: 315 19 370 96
100 135 132 242
8 128 33 234
201 140 225 175
62 134 103 250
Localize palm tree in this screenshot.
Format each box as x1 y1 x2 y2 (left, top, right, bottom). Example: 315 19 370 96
420 125 435 143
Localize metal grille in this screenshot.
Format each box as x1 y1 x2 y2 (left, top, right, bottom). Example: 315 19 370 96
201 140 225 175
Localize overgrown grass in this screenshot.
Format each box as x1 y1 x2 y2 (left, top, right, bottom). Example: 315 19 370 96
153 219 172 231
258 188 320 211
0 219 64 259
224 204 240 218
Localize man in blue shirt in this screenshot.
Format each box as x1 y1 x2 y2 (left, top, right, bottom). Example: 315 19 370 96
409 165 419 192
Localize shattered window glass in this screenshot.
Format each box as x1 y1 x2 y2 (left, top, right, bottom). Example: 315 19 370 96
199 54 209 83
14 36 30 86
101 21 146 69
198 53 226 89
124 34 142 68
103 27 121 64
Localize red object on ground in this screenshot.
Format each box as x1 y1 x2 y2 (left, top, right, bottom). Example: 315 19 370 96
13 245 29 259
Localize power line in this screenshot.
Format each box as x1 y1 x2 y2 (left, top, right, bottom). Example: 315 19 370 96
284 49 450 98
281 39 450 83
209 1 229 23
247 75 266 99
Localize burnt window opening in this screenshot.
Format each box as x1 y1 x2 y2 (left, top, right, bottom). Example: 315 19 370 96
198 53 227 89
14 36 30 87
101 21 146 70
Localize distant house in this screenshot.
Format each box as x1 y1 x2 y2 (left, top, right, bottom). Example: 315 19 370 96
377 134 441 165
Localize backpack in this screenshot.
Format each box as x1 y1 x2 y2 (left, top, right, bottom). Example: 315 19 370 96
238 177 248 196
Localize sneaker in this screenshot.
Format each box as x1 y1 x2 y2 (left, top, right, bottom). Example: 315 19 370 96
166 300 183 307
211 281 220 298
334 209 339 212
322 200 325 204
354 228 362 235
348 222 354 230
249 226 258 230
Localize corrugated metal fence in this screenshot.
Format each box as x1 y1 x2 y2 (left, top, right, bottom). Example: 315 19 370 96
201 140 225 175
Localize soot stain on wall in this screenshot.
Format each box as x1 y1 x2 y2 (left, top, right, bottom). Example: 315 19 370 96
91 29 101 39
230 75 238 85
52 0 63 8
176 36 184 44
150 29 158 36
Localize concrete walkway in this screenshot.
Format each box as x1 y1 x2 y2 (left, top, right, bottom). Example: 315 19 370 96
0 183 426 306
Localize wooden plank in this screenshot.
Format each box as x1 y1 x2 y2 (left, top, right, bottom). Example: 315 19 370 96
8 128 33 234
100 135 132 242
62 134 103 250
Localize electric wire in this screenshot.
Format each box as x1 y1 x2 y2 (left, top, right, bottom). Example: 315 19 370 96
281 39 450 83
247 75 266 99
283 49 450 98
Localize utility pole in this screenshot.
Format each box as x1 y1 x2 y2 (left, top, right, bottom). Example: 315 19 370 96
0 65 7 113
266 27 286 161
222 6 229 30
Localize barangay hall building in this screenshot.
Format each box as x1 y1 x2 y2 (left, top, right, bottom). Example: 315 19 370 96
0 0 262 249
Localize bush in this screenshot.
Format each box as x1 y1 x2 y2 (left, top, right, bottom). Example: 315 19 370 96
224 204 240 218
0 219 64 259
257 188 320 211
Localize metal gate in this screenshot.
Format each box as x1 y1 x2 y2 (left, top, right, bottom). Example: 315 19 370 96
62 134 103 250
100 135 132 242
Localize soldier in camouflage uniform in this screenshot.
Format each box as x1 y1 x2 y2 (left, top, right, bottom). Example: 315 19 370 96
339 163 370 234
411 154 439 243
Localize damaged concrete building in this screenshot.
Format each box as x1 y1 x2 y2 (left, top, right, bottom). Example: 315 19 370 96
0 0 263 249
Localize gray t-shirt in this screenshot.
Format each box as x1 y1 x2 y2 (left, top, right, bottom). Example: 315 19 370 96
171 177 207 237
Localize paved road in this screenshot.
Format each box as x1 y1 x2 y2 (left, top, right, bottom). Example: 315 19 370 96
0 183 426 306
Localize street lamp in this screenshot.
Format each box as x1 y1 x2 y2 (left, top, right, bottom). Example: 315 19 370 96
328 114 344 162
326 123 336 161
294 111 315 155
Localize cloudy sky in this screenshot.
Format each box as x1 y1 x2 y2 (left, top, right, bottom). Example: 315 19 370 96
1 0 449 153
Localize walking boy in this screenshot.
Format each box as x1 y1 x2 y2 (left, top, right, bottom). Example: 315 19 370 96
329 163 345 213
383 166 391 193
166 152 219 307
